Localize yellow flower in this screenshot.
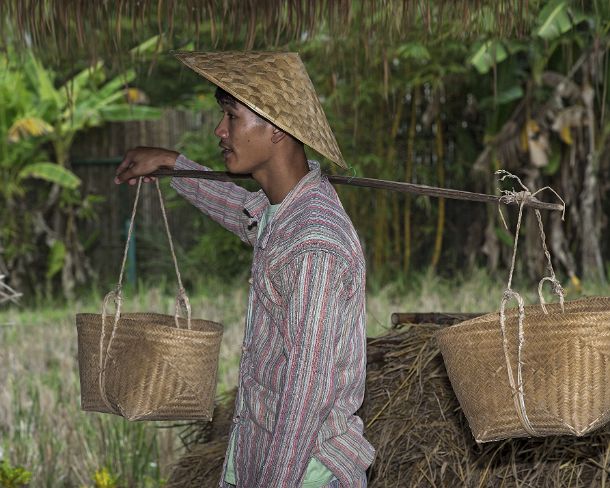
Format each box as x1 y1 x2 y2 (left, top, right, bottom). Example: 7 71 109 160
7 117 53 142
125 87 149 104
93 467 118 488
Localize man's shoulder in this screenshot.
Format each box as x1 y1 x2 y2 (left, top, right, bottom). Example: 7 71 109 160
272 184 364 266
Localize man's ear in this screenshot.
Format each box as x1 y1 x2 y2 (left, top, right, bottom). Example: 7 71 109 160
271 127 288 144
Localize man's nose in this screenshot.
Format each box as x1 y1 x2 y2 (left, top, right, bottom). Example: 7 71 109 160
214 117 228 139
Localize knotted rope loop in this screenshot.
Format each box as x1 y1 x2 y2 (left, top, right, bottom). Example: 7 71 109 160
499 288 536 436
174 287 192 329
538 277 565 314
99 286 124 412
494 169 566 436
498 189 531 206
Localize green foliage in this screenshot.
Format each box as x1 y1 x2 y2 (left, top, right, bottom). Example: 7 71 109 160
18 162 81 189
494 226 515 248
2 1 610 290
46 241 66 279
0 460 32 488
470 40 510 74
536 0 580 40
396 42 431 62
184 226 252 283
20 55 161 149
0 39 162 296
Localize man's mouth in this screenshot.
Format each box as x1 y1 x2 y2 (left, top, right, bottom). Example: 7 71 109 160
219 143 233 156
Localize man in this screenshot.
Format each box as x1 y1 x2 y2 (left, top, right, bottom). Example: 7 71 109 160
115 51 374 487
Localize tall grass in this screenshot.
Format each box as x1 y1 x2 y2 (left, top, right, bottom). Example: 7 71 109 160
0 278 253 487
0 270 606 486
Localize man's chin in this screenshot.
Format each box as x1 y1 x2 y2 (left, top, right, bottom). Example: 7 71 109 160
223 160 249 175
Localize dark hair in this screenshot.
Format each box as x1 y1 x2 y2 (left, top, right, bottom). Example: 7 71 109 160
214 87 238 107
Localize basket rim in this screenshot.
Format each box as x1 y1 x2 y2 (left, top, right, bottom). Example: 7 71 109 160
435 295 610 338
75 312 223 335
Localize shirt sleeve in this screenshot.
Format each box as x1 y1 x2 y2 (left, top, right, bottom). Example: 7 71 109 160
170 154 257 245
256 250 350 487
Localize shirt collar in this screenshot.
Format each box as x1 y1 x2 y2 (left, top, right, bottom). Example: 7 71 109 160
243 160 321 221
243 161 322 248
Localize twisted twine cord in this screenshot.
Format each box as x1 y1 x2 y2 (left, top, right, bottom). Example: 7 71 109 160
494 169 566 436
98 178 191 412
154 179 192 329
99 178 144 412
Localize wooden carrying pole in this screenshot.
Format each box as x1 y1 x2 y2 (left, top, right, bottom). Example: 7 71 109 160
391 312 484 327
151 169 565 212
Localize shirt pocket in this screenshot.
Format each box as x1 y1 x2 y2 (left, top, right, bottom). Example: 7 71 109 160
243 372 279 435
251 261 281 312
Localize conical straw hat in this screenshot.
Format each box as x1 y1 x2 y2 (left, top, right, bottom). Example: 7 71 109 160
173 51 346 168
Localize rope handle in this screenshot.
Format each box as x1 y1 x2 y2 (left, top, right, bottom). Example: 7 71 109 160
97 177 191 411
496 170 566 310
495 169 566 436
174 288 192 329
499 289 536 436
98 289 122 412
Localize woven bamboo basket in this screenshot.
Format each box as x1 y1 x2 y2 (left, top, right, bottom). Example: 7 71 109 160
436 173 610 442
436 297 610 442
76 312 223 420
76 179 223 421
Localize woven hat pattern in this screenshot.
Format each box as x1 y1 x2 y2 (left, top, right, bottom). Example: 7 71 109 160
173 51 346 168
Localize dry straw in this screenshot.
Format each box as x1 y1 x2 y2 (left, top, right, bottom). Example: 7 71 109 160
436 171 610 442
167 326 610 487
76 178 223 421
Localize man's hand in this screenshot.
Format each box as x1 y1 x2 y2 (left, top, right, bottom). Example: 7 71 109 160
114 146 180 185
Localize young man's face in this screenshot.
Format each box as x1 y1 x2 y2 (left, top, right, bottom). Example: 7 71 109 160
214 98 275 174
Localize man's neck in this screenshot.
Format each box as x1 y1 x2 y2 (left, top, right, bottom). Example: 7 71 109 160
254 150 309 204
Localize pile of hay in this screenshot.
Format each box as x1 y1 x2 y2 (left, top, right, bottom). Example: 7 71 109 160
168 324 610 487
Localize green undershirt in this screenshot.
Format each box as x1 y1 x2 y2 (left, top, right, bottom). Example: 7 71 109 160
224 203 336 487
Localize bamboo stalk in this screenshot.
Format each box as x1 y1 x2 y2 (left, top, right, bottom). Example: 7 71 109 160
389 95 404 267
372 112 387 274
430 110 445 269
150 169 565 212
404 87 418 275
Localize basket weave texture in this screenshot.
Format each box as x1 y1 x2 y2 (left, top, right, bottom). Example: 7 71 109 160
76 312 222 420
436 173 610 442
76 180 223 421
436 297 610 442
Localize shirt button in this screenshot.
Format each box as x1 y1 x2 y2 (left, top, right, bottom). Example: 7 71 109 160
232 415 240 424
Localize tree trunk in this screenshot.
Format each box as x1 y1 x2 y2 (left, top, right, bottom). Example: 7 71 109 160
403 87 418 275
523 169 545 280
388 95 404 270
580 81 607 283
430 113 445 270
482 209 500 272
52 139 93 300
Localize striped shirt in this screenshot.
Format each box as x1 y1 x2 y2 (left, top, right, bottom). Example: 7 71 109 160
171 154 375 487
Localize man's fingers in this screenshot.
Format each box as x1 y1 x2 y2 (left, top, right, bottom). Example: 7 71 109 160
114 147 173 184
115 166 136 184
115 151 134 177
